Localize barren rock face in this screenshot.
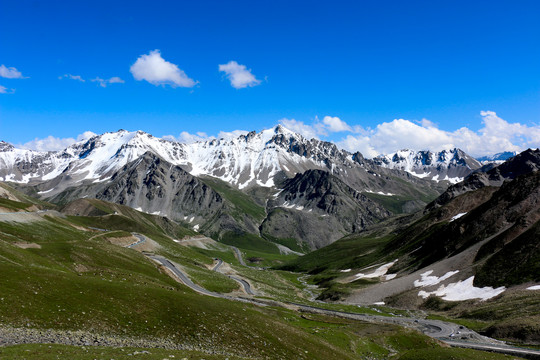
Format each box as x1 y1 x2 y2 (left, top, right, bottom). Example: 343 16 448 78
427 148 540 210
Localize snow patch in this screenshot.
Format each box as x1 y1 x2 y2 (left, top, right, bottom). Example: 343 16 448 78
450 212 467 222
418 276 505 301
340 269 351 273
385 274 397 280
365 190 395 196
414 270 460 287
350 260 397 282
37 188 54 194
527 285 540 290
373 302 385 305
281 202 306 211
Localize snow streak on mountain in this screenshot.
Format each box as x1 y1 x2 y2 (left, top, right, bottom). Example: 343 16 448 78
372 149 482 184
0 126 345 188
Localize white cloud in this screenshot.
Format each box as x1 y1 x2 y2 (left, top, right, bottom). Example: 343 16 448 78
336 111 540 158
420 118 437 128
130 50 196 88
77 131 98 142
322 116 352 132
0 85 15 94
59 74 85 82
19 131 97 152
163 131 210 144
218 130 250 140
367 118 456 155
279 118 321 139
164 129 249 144
91 76 125 88
0 65 26 79
278 116 359 140
219 61 261 89
338 134 378 158
177 131 210 144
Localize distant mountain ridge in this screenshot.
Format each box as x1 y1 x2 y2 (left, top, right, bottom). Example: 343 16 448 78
372 148 482 184
476 151 519 164
428 148 540 210
0 126 447 201
0 127 484 247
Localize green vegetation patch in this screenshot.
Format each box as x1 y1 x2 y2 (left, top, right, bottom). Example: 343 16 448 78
363 192 417 214
475 221 540 287
398 347 519 360
0 198 33 211
0 344 240 360
183 265 239 293
262 233 309 253
279 234 392 274
201 176 266 221
220 231 279 254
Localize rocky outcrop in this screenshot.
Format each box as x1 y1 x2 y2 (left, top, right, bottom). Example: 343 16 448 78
427 148 540 210
263 170 391 249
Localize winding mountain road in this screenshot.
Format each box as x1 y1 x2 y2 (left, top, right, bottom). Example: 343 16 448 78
231 247 247 266
211 259 223 272
135 245 540 359
211 258 255 295
147 254 222 298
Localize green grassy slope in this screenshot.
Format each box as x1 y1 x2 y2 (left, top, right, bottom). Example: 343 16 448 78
201 176 266 221
0 213 494 359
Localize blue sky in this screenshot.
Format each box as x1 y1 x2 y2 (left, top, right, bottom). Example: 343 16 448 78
1 0 539 157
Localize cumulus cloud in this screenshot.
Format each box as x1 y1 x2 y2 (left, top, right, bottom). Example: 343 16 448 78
0 65 26 79
218 130 249 140
336 111 540 158
219 61 261 89
177 131 210 144
279 118 321 139
59 74 85 82
130 50 196 88
278 116 360 139
19 131 97 152
338 134 379 158
91 76 125 88
322 116 353 132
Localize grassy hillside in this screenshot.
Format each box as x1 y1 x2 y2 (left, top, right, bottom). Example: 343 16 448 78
201 176 266 221
0 211 505 359
279 234 392 274
0 182 55 208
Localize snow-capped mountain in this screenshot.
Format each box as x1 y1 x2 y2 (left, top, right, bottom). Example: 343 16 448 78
372 149 482 184
0 127 480 247
0 126 348 190
427 148 540 210
0 126 445 199
476 151 518 164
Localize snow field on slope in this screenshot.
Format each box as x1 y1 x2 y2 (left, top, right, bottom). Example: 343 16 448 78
417 276 506 301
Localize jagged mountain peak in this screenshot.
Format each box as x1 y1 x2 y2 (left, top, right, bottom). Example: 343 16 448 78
373 148 481 184
0 141 16 152
428 148 540 210
0 126 447 199
476 151 519 164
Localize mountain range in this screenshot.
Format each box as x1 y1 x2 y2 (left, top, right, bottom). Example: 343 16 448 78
2 127 540 350
0 127 531 250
